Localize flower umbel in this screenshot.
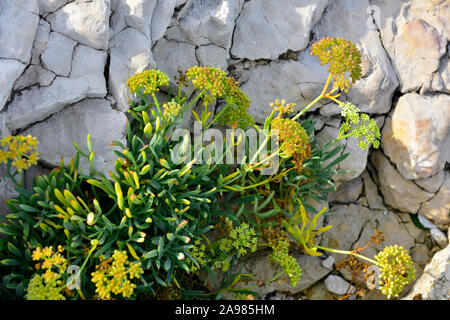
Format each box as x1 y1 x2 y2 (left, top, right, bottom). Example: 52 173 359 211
186 66 254 128
339 102 381 150
374 245 416 299
26 246 68 300
311 37 362 93
0 135 39 172
163 101 181 118
127 70 170 95
91 250 143 300
270 101 311 173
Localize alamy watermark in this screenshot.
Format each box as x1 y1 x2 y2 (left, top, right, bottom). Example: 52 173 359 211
170 121 280 175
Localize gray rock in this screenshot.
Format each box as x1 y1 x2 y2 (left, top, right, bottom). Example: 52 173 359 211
242 52 329 124
370 151 434 214
153 38 197 95
70 45 107 98
0 164 18 217
109 27 155 111
382 94 450 180
419 173 450 229
119 0 157 39
0 59 26 112
321 256 335 270
6 77 89 131
403 245 450 300
431 228 449 248
47 0 110 50
30 20 51 65
179 0 243 49
0 0 39 64
391 19 447 93
41 32 77 77
362 171 385 210
36 0 68 15
415 171 446 194
320 204 366 262
324 275 357 296
231 0 327 60
151 0 178 42
329 177 363 203
25 99 126 177
196 45 228 71
230 251 331 296
13 65 56 91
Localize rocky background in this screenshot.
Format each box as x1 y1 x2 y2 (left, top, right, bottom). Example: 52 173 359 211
0 0 449 299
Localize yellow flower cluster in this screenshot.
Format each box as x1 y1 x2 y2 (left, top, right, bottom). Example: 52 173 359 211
268 233 302 287
0 135 39 171
270 99 295 117
26 273 66 300
311 37 362 92
91 250 143 300
271 102 311 173
26 245 67 300
163 101 181 118
126 70 170 95
186 66 253 128
375 245 416 299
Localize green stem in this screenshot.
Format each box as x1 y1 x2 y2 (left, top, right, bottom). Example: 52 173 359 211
151 92 162 116
291 95 324 122
204 104 228 130
312 244 378 265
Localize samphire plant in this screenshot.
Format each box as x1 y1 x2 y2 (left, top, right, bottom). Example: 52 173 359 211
0 37 414 300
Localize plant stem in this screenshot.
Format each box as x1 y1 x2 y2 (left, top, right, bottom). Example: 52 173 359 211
204 104 228 130
292 73 334 121
312 244 378 265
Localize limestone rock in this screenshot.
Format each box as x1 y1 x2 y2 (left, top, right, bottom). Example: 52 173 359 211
151 0 178 42
362 171 385 210
36 0 68 15
324 275 357 296
329 177 363 204
242 52 329 124
431 228 449 248
47 0 110 50
25 99 126 177
0 165 18 216
153 38 197 95
419 173 450 229
41 32 77 77
71 45 108 98
31 20 51 65
354 206 417 261
13 65 56 91
415 171 446 194
120 0 157 39
336 136 369 182
196 45 228 71
109 27 155 111
231 0 327 60
0 59 26 112
179 0 243 49
391 19 446 93
382 93 450 180
230 251 331 296
370 151 434 214
0 0 39 64
320 204 366 261
6 77 89 131
403 245 450 300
